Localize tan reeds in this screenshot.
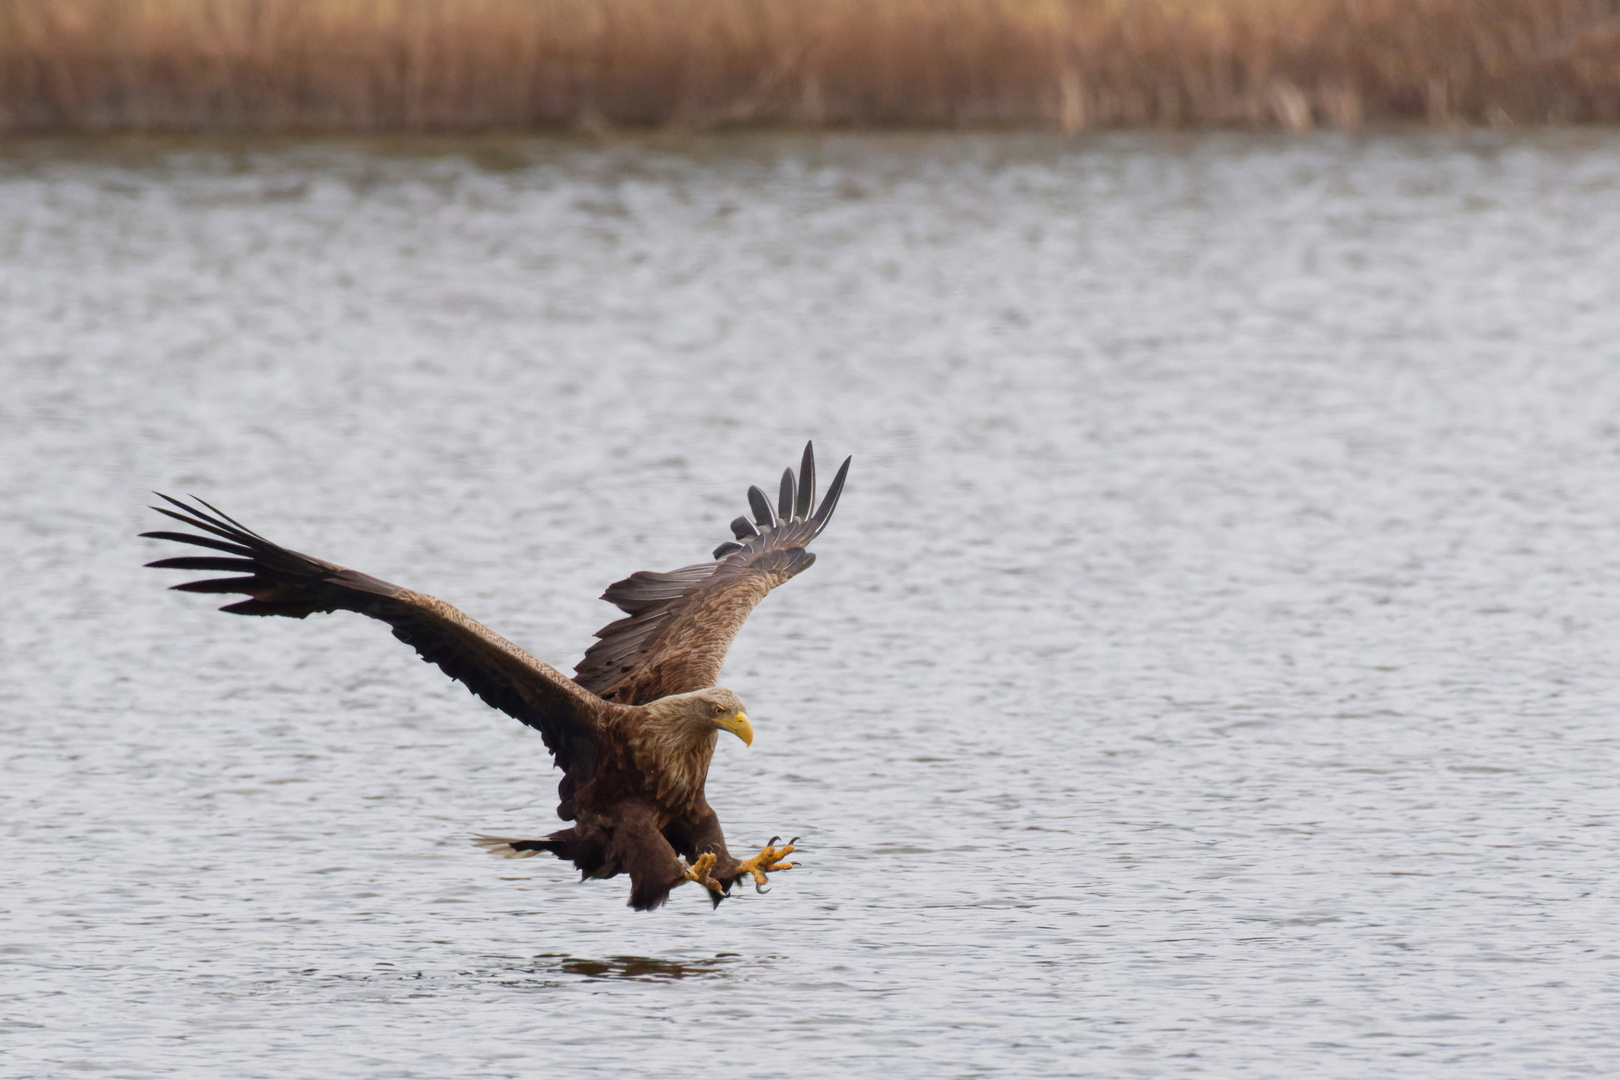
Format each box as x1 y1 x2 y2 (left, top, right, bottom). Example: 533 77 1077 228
3 0 1619 134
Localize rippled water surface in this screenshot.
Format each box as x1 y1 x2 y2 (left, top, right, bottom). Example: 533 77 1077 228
4 131 1620 1078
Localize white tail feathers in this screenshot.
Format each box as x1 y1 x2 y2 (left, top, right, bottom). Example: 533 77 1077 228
472 835 543 859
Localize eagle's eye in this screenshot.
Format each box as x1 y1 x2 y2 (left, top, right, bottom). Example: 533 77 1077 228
712 703 727 715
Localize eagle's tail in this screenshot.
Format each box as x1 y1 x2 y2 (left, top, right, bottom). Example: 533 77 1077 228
476 826 614 883
472 834 568 859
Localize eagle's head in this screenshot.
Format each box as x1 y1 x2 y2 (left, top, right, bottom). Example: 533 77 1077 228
653 686 753 746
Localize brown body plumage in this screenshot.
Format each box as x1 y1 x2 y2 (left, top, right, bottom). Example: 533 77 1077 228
143 443 849 910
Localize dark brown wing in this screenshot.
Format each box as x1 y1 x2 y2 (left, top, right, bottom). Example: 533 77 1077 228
574 442 850 705
142 495 603 780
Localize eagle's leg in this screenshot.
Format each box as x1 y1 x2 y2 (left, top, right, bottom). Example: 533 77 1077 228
665 805 794 899
681 852 727 897
734 836 797 892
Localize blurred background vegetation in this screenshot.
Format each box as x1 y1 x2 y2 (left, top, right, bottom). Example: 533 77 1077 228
2 0 1619 133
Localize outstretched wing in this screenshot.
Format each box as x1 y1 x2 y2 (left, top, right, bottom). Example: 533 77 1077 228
574 442 850 705
142 496 603 779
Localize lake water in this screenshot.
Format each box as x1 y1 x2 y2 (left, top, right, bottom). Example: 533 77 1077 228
3 130 1620 1078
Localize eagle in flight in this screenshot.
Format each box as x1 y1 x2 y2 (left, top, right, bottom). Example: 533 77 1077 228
143 443 849 910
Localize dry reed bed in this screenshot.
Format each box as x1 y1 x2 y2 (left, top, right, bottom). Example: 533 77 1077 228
3 0 1620 133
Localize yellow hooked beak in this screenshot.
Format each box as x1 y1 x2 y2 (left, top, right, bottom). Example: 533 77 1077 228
715 711 753 747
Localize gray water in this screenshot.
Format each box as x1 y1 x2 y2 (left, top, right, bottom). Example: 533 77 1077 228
3 131 1620 1078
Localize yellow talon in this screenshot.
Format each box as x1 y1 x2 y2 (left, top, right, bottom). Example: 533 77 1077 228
682 852 724 894
735 836 798 891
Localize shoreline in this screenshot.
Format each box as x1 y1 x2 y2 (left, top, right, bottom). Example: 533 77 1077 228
4 0 1618 136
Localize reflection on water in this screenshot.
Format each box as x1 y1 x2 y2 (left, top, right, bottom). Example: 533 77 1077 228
4 131 1620 1078
296 953 754 990
548 953 751 981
